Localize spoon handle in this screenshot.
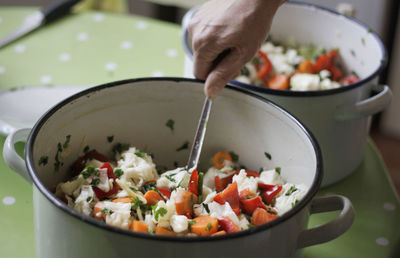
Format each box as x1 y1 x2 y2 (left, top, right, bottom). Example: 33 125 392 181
187 97 213 172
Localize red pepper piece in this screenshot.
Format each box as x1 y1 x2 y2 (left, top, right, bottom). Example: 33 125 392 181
188 169 199 196
214 182 240 215
214 173 235 192
340 74 360 85
257 50 272 79
70 150 108 176
93 162 120 199
258 183 282 204
235 169 260 178
218 216 239 233
240 196 267 215
158 187 172 199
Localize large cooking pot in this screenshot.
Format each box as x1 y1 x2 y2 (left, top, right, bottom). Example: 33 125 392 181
3 78 354 258
182 2 392 187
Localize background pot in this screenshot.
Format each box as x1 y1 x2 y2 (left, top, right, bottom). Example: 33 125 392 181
3 78 354 258
182 2 392 187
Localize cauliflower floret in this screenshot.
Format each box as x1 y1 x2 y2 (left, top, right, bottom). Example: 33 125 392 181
238 214 251 230
290 73 321 91
170 214 189 233
117 147 158 187
320 78 341 90
269 54 295 75
73 185 95 216
56 174 88 198
275 183 308 215
101 201 132 229
144 213 156 232
258 169 285 185
157 168 190 189
152 200 176 228
96 168 111 192
208 201 240 227
232 169 258 194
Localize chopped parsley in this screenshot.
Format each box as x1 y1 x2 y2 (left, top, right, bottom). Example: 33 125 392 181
86 196 93 202
114 169 124 178
259 167 264 173
147 228 153 234
176 141 189 151
351 70 359 77
130 187 138 192
134 149 147 158
264 152 272 160
240 66 250 76
247 224 255 228
54 143 63 171
101 208 112 215
368 28 373 33
202 203 210 213
291 199 300 207
107 135 114 143
81 165 99 179
38 156 48 166
153 206 168 221
131 198 143 209
63 135 71 149
165 174 176 182
142 182 161 195
285 186 298 196
92 178 100 187
275 167 281 175
112 143 130 154
205 223 213 231
188 220 197 226
350 49 356 57
83 145 90 153
239 165 247 170
166 119 175 132
266 208 277 215
173 161 179 168
361 37 366 46
229 151 239 162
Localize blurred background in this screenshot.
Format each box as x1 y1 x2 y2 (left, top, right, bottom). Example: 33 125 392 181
1 0 400 195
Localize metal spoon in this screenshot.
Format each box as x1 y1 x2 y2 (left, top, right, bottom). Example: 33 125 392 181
186 96 212 172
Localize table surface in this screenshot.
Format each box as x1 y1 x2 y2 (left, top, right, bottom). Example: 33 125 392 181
0 7 399 258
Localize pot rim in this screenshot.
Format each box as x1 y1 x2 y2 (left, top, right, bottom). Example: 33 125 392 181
25 77 323 242
182 1 387 97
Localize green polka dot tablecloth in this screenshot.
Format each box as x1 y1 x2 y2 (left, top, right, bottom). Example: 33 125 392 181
0 7 399 258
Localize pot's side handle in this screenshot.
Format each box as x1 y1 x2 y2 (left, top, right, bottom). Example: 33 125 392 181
3 128 32 183
335 84 392 121
297 195 354 249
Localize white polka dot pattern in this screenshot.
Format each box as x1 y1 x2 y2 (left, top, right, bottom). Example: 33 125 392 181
376 237 389 246
2 196 16 205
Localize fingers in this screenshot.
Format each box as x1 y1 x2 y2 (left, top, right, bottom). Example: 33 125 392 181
203 48 243 98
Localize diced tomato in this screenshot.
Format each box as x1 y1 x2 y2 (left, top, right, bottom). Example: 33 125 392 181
257 50 272 79
235 169 260 178
158 187 172 199
251 207 278 226
214 173 235 192
327 65 342 81
240 196 267 215
70 150 108 176
340 75 360 85
218 216 239 233
214 182 240 215
188 169 199 196
239 188 255 200
258 183 282 204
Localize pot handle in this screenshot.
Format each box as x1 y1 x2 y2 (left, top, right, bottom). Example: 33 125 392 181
335 84 392 121
297 195 355 249
3 128 32 183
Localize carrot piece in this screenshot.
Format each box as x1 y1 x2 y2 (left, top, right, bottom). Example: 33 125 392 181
175 190 198 216
212 230 227 236
112 197 134 203
298 60 315 74
267 74 290 90
213 182 240 215
190 215 219 236
251 207 278 226
94 201 106 221
214 174 234 192
155 226 176 236
218 216 239 233
144 190 164 205
129 220 149 233
213 152 232 169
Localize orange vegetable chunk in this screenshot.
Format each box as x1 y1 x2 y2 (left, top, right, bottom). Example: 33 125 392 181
190 216 219 236
144 190 164 205
213 152 232 169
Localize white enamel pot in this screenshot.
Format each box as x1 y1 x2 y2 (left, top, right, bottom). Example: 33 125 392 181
182 2 392 187
3 78 354 258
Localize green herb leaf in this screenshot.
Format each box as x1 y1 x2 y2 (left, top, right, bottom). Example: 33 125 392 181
285 186 297 196
63 135 71 149
266 208 277 215
135 149 147 158
188 220 197 225
131 197 143 209
264 152 272 160
291 199 300 207
86 196 93 202
165 175 176 183
114 169 124 178
92 178 100 187
351 70 359 77
154 207 168 221
350 49 356 57
275 167 281 175
166 119 175 132
247 223 255 228
202 203 210 213
205 222 213 231
176 141 189 152
229 151 239 162
101 208 112 215
112 143 130 154
38 156 48 166
83 145 90 153
107 135 114 143
361 38 366 46
81 165 98 179
130 187 138 192
240 66 250 76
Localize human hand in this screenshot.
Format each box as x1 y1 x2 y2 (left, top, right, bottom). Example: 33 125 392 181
188 0 284 98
